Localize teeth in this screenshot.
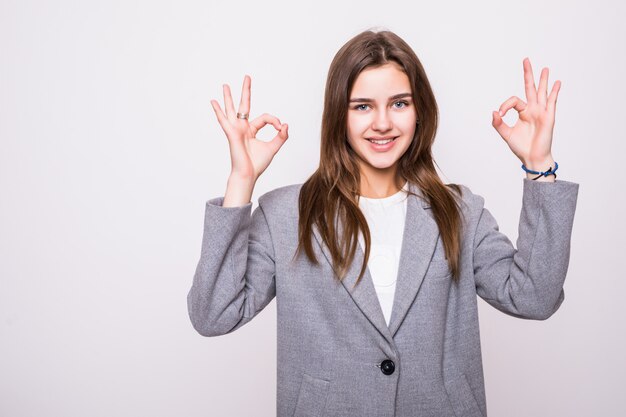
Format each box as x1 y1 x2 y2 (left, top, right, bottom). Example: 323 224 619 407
369 138 394 145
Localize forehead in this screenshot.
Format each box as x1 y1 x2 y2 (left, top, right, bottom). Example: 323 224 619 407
350 63 411 96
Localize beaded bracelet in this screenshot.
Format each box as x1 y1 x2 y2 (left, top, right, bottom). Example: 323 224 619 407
521 161 558 180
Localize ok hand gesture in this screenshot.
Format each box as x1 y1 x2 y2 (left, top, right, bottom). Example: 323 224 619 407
210 75 289 183
491 58 560 170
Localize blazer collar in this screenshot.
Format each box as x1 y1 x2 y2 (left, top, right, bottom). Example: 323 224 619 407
311 181 440 343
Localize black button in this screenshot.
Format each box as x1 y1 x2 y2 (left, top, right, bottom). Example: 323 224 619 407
380 359 395 375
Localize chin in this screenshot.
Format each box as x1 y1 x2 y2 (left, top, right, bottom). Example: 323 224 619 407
361 155 401 171
369 159 397 169
363 147 408 168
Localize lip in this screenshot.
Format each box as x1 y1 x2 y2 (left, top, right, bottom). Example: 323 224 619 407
366 136 398 152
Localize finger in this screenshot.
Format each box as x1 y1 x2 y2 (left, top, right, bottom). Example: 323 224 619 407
492 111 512 142
546 80 561 115
523 57 538 104
210 99 230 132
250 113 282 135
238 75 251 116
268 123 289 153
537 67 549 107
223 84 236 119
498 96 527 117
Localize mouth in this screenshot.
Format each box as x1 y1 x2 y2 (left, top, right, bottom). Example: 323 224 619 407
366 137 398 145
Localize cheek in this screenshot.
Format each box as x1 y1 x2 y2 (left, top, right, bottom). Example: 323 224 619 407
395 114 417 133
347 115 369 136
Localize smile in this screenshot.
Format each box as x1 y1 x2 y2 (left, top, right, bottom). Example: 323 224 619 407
366 137 397 145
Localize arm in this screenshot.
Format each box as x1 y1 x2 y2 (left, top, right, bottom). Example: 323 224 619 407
188 74 288 336
187 197 276 336
473 179 579 320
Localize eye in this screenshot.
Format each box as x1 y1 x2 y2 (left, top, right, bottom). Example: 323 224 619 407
353 104 370 111
393 100 410 109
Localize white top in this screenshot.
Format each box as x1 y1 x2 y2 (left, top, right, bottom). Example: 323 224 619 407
357 181 409 326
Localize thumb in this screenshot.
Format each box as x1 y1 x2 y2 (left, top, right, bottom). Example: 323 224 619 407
268 123 289 153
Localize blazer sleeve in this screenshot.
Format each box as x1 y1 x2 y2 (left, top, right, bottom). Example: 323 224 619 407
472 178 580 320
187 196 276 336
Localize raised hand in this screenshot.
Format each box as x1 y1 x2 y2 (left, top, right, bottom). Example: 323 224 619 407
491 58 560 171
210 75 289 183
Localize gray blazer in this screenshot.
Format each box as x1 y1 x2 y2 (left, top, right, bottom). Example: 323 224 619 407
187 178 579 417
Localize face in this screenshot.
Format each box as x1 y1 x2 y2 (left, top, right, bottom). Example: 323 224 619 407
346 62 417 179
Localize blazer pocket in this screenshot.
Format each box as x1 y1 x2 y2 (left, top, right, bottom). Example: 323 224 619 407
293 373 330 417
444 373 485 417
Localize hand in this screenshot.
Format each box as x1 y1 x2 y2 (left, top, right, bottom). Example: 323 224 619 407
491 58 561 168
210 75 289 182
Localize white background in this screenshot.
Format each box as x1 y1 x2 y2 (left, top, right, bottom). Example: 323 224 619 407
1 0 624 416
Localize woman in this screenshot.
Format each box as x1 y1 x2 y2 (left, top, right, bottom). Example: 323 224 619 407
188 29 579 417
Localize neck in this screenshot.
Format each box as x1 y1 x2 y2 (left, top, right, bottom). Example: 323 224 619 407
358 165 404 198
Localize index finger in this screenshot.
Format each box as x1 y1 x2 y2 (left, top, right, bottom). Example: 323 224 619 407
249 113 282 134
238 74 251 116
523 57 538 104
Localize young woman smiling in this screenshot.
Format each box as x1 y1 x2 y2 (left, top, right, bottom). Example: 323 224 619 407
189 29 579 417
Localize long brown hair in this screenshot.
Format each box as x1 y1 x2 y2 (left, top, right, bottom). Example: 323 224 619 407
296 29 465 284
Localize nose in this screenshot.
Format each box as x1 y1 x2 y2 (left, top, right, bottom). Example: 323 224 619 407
372 109 392 132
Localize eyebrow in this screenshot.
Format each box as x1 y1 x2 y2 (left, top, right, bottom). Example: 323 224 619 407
349 93 412 103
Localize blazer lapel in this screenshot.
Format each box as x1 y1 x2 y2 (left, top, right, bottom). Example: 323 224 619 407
312 211 394 344
387 182 439 336
311 182 440 342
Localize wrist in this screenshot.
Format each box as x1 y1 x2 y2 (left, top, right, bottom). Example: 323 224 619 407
523 156 555 171
522 157 557 182
227 172 256 188
223 174 256 207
